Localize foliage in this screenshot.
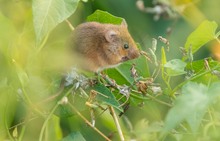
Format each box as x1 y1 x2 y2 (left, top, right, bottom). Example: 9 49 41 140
1 0 220 141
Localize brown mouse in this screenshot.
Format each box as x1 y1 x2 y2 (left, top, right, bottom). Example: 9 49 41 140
69 20 140 72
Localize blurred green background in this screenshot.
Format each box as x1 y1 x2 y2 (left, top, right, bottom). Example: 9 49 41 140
1 0 220 140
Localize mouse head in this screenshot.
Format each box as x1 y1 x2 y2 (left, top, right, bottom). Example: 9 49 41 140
104 20 140 65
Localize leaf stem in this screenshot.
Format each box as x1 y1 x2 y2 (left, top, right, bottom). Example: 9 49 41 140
68 103 111 141
39 103 59 141
131 90 172 107
4 96 14 141
65 19 74 31
39 87 73 141
109 106 125 141
37 33 49 53
171 65 220 96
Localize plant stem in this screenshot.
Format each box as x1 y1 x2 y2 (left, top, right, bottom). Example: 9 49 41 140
109 106 125 141
39 103 59 141
22 88 44 117
65 19 74 31
146 94 172 107
68 103 111 141
131 90 172 107
37 33 49 53
4 96 14 141
39 87 73 141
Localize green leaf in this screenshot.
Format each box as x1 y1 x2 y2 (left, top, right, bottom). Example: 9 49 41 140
86 10 123 24
163 82 220 134
133 55 150 78
164 59 187 76
106 56 149 85
93 83 123 112
61 131 86 141
184 20 218 55
186 57 220 73
45 115 62 141
161 47 167 77
32 0 79 44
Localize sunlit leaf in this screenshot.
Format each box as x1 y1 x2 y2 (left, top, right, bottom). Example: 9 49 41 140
86 10 123 24
61 131 86 141
93 83 123 112
184 20 218 55
164 59 187 76
32 0 79 44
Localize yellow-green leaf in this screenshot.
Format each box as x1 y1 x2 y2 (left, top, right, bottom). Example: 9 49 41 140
184 20 218 55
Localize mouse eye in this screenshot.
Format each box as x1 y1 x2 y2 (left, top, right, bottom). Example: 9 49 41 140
124 44 129 49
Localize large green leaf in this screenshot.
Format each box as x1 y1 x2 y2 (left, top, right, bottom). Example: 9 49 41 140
86 10 123 24
184 20 218 55
32 0 79 44
93 83 123 112
163 82 220 134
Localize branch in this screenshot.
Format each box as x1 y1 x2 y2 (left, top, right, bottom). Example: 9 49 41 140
65 19 74 31
69 103 111 141
109 106 125 141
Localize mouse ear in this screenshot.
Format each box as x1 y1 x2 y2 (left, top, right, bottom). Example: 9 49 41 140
120 19 128 28
105 30 117 42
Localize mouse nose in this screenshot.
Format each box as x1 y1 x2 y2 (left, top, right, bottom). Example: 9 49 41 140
130 49 140 59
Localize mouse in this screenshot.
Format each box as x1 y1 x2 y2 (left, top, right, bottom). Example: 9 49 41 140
68 20 140 72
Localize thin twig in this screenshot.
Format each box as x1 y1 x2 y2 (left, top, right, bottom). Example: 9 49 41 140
39 87 73 141
39 103 59 141
131 90 172 107
65 19 74 31
68 103 111 141
109 106 125 141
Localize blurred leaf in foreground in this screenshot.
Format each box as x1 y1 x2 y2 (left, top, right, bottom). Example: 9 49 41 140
32 0 79 44
163 81 220 134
